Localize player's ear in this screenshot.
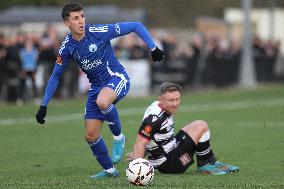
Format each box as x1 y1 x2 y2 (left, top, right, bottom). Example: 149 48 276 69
64 19 70 27
158 95 163 103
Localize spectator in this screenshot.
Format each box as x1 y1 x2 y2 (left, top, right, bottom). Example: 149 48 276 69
0 33 7 100
18 40 39 105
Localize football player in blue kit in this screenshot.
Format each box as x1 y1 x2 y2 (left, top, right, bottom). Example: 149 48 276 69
35 2 164 179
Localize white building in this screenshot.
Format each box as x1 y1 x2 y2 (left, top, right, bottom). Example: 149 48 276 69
225 8 284 53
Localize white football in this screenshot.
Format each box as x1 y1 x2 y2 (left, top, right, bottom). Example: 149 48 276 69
126 158 154 186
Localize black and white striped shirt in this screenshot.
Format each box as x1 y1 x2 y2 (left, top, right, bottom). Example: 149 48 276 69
138 101 176 167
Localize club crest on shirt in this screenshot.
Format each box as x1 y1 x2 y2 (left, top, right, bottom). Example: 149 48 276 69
89 44 97 52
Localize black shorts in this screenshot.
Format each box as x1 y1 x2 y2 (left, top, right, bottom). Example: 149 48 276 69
157 130 196 174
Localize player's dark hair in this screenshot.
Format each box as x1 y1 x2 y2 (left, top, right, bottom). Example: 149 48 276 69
160 82 182 95
61 2 83 20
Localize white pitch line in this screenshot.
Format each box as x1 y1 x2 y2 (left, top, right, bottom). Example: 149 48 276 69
0 98 284 126
209 120 284 128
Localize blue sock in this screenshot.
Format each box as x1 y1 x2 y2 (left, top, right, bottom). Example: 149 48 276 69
102 104 122 136
88 136 113 170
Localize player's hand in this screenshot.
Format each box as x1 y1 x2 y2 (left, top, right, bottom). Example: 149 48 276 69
36 105 47 124
127 152 134 162
151 46 165 62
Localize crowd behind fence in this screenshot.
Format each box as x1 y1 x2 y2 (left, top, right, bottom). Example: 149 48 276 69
115 31 281 89
0 26 282 104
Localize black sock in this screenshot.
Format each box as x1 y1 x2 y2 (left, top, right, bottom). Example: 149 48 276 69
196 140 217 167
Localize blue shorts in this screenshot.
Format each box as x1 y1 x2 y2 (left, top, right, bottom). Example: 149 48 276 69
84 72 130 120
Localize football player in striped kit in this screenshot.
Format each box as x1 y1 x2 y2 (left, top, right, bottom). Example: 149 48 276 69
35 2 164 179
127 82 239 175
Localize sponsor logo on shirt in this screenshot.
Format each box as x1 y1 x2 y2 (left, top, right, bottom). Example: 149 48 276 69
56 54 62 65
89 44 97 52
81 59 103 71
89 26 108 33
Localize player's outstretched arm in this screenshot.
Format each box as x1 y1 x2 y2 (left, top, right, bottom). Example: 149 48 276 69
35 64 64 124
127 22 165 62
103 22 165 62
127 134 150 161
119 22 165 61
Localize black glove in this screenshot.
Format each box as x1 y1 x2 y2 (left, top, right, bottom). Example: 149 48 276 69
36 105 47 124
151 46 165 62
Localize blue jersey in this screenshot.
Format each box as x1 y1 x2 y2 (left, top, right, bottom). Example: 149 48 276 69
42 22 156 106
19 48 38 71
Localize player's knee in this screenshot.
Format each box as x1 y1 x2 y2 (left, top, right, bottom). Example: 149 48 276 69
85 132 100 142
96 98 110 110
193 120 209 132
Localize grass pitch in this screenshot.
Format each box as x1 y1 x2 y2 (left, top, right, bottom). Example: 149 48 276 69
0 84 284 189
